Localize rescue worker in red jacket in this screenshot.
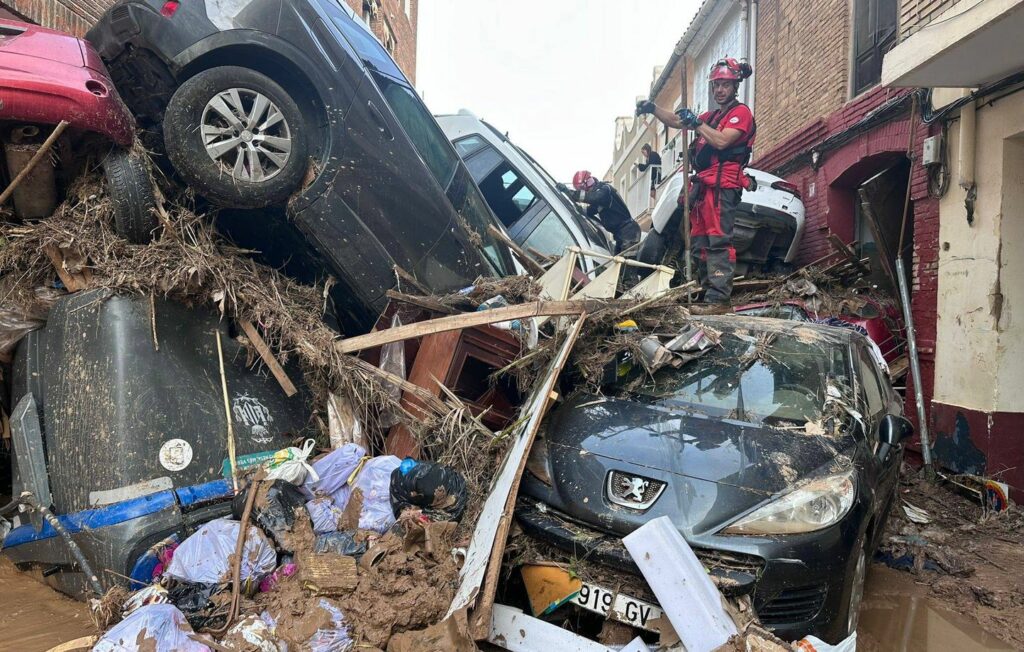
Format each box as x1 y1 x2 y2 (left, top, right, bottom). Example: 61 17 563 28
636 57 755 308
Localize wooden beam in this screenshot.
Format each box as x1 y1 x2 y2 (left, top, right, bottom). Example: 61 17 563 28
239 320 298 397
334 300 592 354
0 121 68 206
487 224 546 276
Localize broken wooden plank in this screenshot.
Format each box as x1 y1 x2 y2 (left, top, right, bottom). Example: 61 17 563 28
452 316 587 638
335 300 592 354
487 224 546 276
385 289 457 315
0 121 68 207
393 264 431 296
239 320 298 398
43 245 82 292
827 235 870 276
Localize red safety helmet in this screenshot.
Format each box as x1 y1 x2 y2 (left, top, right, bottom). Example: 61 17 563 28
708 57 751 82
572 170 596 191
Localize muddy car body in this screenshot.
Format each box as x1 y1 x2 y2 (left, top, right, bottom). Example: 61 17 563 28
1 292 312 598
517 317 912 642
87 0 515 330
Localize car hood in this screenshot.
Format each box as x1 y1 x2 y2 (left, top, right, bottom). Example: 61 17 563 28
526 393 855 537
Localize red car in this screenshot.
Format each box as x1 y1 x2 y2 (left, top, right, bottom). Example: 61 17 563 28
0 19 155 241
735 297 906 366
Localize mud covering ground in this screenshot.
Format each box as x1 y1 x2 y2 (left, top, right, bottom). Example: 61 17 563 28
866 469 1024 650
0 557 93 651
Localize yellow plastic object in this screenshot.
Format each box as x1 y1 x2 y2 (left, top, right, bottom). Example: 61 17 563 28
520 564 583 616
615 319 638 332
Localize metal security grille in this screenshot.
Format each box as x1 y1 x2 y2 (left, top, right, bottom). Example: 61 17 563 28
606 470 666 511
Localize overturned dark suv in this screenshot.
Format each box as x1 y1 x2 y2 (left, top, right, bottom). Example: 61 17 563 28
87 0 514 330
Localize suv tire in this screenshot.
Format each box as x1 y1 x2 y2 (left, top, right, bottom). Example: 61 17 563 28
163 66 308 208
102 148 159 244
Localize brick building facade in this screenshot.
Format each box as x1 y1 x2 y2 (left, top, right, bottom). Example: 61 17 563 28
0 0 419 80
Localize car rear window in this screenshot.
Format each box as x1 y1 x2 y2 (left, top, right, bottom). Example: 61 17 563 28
329 9 405 80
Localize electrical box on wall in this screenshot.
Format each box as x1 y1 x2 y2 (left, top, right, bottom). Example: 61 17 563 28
922 134 942 166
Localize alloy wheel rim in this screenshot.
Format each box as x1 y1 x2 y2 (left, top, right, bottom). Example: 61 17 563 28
199 88 291 182
847 547 867 635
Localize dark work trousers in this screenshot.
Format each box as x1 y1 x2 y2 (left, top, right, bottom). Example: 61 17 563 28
691 186 740 303
613 220 642 255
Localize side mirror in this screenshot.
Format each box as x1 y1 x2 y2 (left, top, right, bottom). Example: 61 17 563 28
879 414 914 446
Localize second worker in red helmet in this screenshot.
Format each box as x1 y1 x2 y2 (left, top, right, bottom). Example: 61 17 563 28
636 57 756 309
556 170 641 255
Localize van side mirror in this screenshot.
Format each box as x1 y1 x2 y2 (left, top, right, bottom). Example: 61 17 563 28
879 414 914 446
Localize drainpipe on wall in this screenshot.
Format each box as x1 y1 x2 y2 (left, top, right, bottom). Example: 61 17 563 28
740 0 749 106
747 0 757 113
958 90 977 225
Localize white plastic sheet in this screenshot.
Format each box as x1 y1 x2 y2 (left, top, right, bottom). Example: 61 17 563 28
92 604 211 651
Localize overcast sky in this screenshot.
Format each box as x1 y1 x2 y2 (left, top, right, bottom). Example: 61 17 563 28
417 0 701 183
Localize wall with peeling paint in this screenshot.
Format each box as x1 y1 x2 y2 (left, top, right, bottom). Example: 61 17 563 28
934 91 1024 414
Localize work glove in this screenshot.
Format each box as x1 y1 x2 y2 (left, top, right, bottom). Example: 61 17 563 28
555 182 570 194
635 100 656 116
675 107 702 129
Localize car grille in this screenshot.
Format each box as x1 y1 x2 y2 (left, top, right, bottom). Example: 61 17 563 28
758 584 828 625
694 547 765 576
606 470 666 510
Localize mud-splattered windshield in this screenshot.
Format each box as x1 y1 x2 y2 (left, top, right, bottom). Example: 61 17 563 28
634 328 849 425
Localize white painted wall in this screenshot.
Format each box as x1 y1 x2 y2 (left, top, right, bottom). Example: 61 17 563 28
691 3 746 116
934 91 1024 413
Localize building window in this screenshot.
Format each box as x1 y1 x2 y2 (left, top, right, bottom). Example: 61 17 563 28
853 0 898 95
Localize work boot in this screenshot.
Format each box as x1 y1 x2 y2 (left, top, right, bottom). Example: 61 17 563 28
688 302 732 316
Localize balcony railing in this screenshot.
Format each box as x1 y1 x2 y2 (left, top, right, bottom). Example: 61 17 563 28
626 167 656 223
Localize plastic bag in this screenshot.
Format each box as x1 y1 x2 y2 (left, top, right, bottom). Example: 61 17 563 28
261 601 351 652
0 286 63 355
313 531 368 558
166 582 228 631
307 497 344 535
379 314 406 429
351 455 402 533
92 604 211 651
224 614 286 652
796 633 856 652
165 518 277 586
122 584 170 618
265 438 319 485
304 443 366 507
258 561 297 593
327 392 364 450
233 480 308 552
390 458 468 522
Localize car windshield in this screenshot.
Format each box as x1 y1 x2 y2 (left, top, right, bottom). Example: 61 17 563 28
630 327 849 425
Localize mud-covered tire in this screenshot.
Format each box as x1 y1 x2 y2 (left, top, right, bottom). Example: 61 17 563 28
163 66 308 208
102 148 158 244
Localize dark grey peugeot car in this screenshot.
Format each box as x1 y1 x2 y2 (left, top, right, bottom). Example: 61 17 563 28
517 316 913 643
87 0 514 330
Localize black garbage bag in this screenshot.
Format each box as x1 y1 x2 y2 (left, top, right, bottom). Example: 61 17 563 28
389 459 468 522
165 581 228 631
232 479 308 552
313 531 368 558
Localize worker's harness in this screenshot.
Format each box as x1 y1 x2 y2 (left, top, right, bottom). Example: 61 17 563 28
687 101 756 207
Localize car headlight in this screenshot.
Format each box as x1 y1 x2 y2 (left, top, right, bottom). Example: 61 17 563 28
720 471 855 535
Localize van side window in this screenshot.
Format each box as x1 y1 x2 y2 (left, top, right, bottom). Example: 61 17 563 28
463 143 538 229
521 207 574 258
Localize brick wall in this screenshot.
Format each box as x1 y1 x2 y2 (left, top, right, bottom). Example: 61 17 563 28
344 0 418 82
753 0 851 155
0 0 108 35
898 0 959 39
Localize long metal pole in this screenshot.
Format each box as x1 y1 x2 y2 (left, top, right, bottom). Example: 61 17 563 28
895 258 933 468
680 58 693 304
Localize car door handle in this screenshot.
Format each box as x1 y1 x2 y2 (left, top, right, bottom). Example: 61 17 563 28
366 100 393 141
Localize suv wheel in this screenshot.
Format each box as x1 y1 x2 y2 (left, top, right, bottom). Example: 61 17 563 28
163 66 309 208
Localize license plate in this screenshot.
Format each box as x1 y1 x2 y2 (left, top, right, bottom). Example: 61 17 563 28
572 581 663 632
